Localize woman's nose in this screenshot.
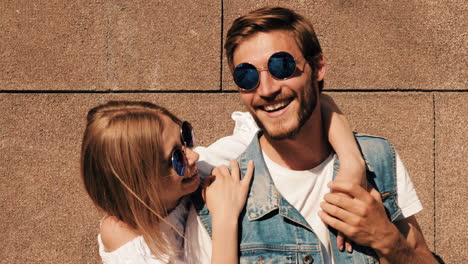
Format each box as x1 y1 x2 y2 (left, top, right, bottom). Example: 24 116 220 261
185 148 199 165
184 148 199 176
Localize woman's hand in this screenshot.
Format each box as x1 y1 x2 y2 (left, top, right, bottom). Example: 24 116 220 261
333 161 367 252
203 160 254 221
205 160 254 264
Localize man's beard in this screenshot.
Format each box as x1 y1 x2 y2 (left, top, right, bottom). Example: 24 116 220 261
252 82 318 140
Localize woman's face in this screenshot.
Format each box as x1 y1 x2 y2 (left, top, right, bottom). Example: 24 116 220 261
158 116 200 210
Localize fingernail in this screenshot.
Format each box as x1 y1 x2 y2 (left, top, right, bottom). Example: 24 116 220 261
339 244 344 251
347 245 352 253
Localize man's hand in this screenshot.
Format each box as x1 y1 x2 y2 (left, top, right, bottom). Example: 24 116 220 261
332 162 368 253
319 181 398 250
319 181 438 264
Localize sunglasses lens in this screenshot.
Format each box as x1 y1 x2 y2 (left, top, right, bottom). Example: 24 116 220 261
268 52 296 79
233 63 259 91
181 121 195 148
172 148 185 176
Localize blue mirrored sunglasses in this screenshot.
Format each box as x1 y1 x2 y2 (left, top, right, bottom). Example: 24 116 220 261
233 51 298 91
171 121 195 177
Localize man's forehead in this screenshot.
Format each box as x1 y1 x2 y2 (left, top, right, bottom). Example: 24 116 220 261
233 31 301 62
238 30 296 47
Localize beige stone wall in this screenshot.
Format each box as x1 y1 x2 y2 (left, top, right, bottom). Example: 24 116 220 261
1 1 466 263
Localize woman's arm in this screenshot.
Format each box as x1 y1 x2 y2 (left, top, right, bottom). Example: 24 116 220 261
321 93 366 186
203 160 254 264
195 112 258 176
320 93 367 252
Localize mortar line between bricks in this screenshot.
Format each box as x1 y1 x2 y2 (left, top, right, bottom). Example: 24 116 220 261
219 0 224 92
1 89 467 94
432 93 437 252
104 11 112 90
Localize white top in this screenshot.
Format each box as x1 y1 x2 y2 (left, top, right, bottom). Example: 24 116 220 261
98 198 189 264
185 112 423 264
194 112 259 177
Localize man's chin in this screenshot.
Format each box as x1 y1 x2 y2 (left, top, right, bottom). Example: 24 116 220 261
249 109 301 139
262 121 301 140
264 128 300 140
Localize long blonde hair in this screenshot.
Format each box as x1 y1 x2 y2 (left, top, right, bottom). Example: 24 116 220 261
81 101 182 261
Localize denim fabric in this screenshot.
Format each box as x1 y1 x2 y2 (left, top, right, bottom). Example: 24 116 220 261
192 132 401 264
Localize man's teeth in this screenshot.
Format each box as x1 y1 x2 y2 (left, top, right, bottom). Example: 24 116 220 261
263 101 289 112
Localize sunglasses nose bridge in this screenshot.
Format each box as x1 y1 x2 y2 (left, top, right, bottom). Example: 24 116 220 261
256 69 280 97
257 67 271 82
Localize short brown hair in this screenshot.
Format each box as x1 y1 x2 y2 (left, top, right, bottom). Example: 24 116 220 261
81 101 181 260
225 7 324 91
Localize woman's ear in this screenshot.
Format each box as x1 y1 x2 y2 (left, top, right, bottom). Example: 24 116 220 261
316 54 326 81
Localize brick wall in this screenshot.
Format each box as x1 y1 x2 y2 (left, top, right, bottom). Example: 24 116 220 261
1 1 466 263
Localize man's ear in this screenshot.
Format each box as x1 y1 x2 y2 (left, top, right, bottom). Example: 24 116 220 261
316 54 326 81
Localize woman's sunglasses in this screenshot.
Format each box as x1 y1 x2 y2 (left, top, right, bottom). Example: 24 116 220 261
233 51 298 91
171 121 195 177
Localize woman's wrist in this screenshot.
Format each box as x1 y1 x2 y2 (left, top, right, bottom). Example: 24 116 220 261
336 156 367 186
212 213 239 227
339 157 365 171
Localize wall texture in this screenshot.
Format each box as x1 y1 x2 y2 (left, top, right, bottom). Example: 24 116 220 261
1 1 466 263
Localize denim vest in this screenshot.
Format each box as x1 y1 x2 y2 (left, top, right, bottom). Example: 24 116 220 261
192 132 402 264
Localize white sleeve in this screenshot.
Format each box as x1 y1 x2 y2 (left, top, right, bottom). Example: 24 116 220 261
194 112 259 176
184 205 213 264
395 151 423 220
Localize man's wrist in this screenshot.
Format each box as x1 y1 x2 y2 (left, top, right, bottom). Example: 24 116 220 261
372 225 407 258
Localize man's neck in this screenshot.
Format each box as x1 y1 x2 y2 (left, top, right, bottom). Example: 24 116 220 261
259 106 332 171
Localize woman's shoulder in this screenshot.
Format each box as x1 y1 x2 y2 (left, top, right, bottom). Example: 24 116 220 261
98 215 185 264
99 215 140 252
98 232 161 263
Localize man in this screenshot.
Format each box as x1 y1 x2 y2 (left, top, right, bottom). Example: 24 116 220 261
186 7 437 263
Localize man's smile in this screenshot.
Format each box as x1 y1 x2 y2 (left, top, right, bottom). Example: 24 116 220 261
259 98 293 113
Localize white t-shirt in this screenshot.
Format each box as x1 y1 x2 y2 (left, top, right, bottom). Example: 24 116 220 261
185 112 423 264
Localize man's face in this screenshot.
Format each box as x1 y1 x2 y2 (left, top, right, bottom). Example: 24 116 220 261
233 30 321 140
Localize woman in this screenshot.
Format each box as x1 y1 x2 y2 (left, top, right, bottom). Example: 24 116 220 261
81 101 253 263
81 99 365 263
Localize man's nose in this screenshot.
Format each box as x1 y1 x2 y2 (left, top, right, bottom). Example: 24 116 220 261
256 69 281 98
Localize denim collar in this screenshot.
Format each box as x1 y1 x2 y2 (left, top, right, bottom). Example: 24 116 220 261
237 132 312 231
237 132 280 221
